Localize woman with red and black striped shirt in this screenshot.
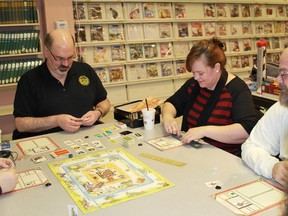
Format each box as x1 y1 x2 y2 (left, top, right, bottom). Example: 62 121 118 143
162 37 260 157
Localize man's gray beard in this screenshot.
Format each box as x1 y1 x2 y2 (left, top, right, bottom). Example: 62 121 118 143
279 83 288 107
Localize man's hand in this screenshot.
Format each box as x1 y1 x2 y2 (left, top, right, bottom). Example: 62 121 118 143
272 161 288 186
57 114 83 132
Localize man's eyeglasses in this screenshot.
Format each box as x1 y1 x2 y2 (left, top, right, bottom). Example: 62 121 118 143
47 47 75 62
279 70 288 81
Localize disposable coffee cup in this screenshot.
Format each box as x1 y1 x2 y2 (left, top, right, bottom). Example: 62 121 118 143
141 108 156 130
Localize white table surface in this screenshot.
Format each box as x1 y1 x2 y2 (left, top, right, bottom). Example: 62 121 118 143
0 123 284 216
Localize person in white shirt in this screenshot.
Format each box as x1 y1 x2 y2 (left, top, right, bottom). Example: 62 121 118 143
242 48 288 186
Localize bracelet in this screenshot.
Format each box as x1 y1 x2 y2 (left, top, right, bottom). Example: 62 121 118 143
95 108 103 119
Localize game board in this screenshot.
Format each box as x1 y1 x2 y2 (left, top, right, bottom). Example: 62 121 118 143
146 135 184 151
14 168 48 192
212 178 287 215
48 148 174 214
16 136 60 156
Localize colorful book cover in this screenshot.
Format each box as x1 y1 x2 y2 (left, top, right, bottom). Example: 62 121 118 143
95 67 109 83
126 64 147 81
204 22 216 36
175 60 187 75
230 4 240 17
93 46 110 63
242 22 252 35
174 3 186 18
73 2 87 20
105 3 123 19
157 3 172 19
87 3 103 20
143 3 156 18
146 63 159 78
111 45 125 62
109 66 125 82
160 42 172 58
126 24 144 40
161 61 173 77
177 22 189 37
129 44 144 60
90 25 105 41
217 4 227 17
75 25 86 43
203 4 216 17
241 4 251 18
126 3 142 19
108 24 124 41
144 43 158 59
143 23 159 39
191 22 203 37
159 23 172 38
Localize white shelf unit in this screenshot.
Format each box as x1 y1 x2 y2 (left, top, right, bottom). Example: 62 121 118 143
72 0 288 105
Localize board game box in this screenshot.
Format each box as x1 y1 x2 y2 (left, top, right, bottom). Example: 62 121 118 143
114 100 161 128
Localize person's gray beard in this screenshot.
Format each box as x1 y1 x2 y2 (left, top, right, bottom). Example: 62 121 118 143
279 83 288 107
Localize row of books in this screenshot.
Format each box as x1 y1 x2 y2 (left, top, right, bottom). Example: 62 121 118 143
0 55 280 86
94 52 282 84
76 37 286 65
94 60 188 84
75 20 288 44
0 58 43 85
0 1 38 24
77 43 173 64
230 53 281 70
0 30 40 55
73 2 288 21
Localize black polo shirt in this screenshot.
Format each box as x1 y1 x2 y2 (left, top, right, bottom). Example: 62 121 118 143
13 61 107 139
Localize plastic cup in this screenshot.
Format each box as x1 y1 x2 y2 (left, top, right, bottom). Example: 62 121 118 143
141 108 156 130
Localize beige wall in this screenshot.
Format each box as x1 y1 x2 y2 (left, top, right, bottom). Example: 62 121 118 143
42 0 74 34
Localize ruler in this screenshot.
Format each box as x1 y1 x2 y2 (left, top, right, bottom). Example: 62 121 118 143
139 153 186 167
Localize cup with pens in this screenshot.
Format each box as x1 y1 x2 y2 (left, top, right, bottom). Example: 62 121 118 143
141 98 156 130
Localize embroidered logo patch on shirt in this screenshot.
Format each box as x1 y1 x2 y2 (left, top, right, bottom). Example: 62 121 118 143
79 75 90 86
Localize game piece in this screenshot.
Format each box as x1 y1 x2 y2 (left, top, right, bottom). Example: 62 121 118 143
115 121 127 129
32 155 47 164
76 149 86 155
68 154 73 158
45 182 52 187
1 140 10 149
84 136 89 139
122 136 135 148
215 185 221 190
133 132 143 140
171 131 185 141
188 140 204 149
50 149 71 158
138 143 143 146
120 130 133 135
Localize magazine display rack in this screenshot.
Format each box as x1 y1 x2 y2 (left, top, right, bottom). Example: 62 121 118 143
72 0 287 104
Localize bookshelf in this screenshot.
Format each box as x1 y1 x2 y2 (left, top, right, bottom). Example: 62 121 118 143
0 0 42 138
72 0 288 105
